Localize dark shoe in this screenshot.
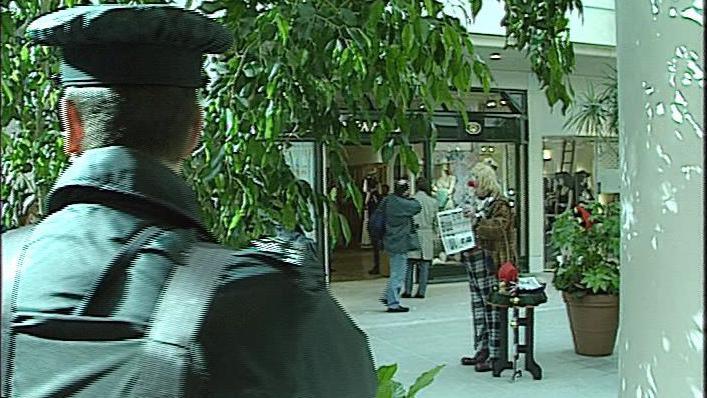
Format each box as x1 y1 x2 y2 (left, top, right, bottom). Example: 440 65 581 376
414 293 426 299
401 292 412 298
461 349 488 366
386 306 410 313
475 359 495 372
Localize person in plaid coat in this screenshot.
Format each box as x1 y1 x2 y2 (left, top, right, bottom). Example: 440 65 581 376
460 162 516 372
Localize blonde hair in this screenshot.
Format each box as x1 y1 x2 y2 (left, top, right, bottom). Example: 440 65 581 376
471 162 502 196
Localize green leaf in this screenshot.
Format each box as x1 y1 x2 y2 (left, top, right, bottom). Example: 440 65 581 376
198 0 226 13
371 126 387 150
228 209 245 231
299 3 315 19
381 144 395 163
400 145 420 175
367 0 385 27
423 0 435 14
407 365 444 398
338 213 351 244
275 13 290 45
377 364 398 383
341 8 357 26
402 24 415 54
470 0 482 18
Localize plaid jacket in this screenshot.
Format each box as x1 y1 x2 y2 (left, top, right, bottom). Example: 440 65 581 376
474 196 516 270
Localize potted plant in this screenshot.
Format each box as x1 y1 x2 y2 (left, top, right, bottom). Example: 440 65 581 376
550 201 620 356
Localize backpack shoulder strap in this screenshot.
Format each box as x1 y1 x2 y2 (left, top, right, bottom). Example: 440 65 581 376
1 226 35 397
131 242 235 398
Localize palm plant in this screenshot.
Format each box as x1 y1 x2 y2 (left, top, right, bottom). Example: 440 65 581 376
563 67 618 157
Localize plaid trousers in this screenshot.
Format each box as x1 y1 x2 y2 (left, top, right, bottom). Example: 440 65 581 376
463 249 500 359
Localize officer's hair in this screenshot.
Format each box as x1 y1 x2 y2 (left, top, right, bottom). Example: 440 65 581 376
63 85 200 161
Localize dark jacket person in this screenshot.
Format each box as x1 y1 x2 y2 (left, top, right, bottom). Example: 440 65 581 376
379 180 421 313
1 5 376 398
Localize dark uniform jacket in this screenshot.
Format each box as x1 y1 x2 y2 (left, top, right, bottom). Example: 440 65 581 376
3 146 376 397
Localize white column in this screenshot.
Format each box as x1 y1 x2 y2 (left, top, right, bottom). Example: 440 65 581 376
616 1 704 397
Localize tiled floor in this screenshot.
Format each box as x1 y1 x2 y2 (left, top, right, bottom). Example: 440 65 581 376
331 273 619 398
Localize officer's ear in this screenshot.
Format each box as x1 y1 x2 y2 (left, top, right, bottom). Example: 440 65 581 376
60 98 84 155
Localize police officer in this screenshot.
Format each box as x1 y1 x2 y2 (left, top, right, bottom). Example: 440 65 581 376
1 5 376 397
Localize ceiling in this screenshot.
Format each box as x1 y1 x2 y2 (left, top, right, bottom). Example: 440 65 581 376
473 45 616 78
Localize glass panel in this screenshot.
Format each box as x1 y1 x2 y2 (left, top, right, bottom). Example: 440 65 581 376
430 142 520 271
284 142 317 242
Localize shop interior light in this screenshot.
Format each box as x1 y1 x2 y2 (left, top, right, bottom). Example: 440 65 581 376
543 149 553 160
490 52 502 60
499 99 508 106
486 99 497 108
488 147 495 153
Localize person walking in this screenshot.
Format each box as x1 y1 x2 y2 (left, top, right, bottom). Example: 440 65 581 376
1 5 376 397
460 162 516 372
378 180 421 312
403 178 438 299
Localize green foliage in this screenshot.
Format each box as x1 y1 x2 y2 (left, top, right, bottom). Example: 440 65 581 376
376 363 444 398
564 67 618 136
2 0 583 249
501 0 584 113
1 0 67 228
550 201 620 296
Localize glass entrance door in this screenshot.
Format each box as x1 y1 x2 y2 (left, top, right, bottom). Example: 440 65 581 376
428 141 526 282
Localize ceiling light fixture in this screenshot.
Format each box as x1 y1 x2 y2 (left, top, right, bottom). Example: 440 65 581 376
499 99 508 106
486 99 497 108
489 52 502 60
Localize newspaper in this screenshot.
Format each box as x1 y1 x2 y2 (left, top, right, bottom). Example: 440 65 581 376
437 208 476 255
516 277 544 291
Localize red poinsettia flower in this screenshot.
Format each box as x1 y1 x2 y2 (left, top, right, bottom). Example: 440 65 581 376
467 180 477 188
575 205 593 230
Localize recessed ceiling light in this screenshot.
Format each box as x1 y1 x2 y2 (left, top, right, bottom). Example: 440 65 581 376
486 100 497 108
490 52 502 60
499 99 508 106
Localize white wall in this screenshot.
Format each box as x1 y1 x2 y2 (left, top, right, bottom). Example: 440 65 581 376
472 68 612 272
616 0 704 396
443 0 616 47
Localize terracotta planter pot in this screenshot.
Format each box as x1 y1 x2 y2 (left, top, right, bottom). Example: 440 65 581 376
562 292 619 356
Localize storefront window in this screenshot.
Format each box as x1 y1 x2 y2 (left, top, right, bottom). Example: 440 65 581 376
430 142 519 271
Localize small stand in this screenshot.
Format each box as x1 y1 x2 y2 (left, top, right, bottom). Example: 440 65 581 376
488 290 547 381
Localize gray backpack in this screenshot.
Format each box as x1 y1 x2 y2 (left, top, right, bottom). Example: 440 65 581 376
1 226 233 397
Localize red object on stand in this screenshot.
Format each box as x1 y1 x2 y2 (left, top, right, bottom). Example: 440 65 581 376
498 261 519 283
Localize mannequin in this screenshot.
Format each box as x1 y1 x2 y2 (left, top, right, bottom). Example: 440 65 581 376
433 162 457 210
